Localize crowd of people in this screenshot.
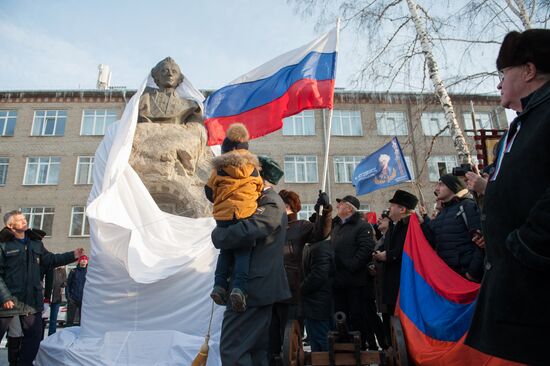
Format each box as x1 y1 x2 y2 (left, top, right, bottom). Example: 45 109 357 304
0 28 548 366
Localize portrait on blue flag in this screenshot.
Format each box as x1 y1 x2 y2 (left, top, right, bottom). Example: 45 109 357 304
352 137 411 196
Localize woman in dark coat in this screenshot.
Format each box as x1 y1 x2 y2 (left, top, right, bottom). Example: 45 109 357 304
268 190 332 364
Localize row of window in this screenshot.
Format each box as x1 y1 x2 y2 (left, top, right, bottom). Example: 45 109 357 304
0 109 118 137
19 206 89 237
282 110 497 137
0 153 459 186
0 156 93 186
0 108 497 139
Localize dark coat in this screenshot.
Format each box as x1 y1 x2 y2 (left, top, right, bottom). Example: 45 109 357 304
44 266 67 304
0 228 75 317
280 205 332 305
301 239 334 320
211 188 291 307
380 216 410 307
422 198 484 281
330 212 375 290
67 266 87 304
465 81 550 366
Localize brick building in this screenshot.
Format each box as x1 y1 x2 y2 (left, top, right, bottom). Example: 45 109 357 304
0 89 506 252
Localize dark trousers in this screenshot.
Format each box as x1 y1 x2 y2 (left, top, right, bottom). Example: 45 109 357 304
215 248 252 292
48 302 60 335
304 318 331 352
333 287 387 350
66 299 81 326
382 304 396 347
220 304 273 366
0 313 43 366
268 303 299 365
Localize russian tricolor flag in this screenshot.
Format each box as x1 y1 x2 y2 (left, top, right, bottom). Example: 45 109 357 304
397 215 523 365
204 26 338 146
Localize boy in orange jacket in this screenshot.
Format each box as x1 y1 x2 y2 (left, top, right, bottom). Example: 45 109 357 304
205 123 263 312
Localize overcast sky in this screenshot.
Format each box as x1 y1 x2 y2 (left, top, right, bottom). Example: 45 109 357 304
0 0 367 91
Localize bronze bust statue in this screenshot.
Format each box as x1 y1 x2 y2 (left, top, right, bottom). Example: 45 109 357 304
138 57 203 124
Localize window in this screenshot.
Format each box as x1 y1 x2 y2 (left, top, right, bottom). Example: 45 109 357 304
81 109 118 135
0 158 8 185
282 110 315 136
297 204 315 221
70 206 90 237
463 112 494 136
331 110 362 136
20 207 54 235
23 157 61 185
75 156 94 185
0 110 16 136
359 204 371 212
376 111 408 136
404 156 415 181
427 155 458 181
284 155 318 183
333 156 363 183
31 110 66 136
421 112 450 136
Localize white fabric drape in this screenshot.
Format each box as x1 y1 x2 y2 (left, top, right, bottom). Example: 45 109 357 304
36 78 223 366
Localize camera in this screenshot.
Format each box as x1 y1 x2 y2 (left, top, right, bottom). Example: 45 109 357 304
452 163 473 176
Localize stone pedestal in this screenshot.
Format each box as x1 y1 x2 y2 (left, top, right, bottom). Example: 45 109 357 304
129 122 213 218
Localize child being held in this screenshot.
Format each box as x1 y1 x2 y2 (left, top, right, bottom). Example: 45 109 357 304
205 123 263 312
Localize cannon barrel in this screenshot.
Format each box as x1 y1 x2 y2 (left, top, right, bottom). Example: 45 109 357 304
334 311 349 337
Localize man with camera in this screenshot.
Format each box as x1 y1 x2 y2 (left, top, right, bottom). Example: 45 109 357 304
420 174 484 282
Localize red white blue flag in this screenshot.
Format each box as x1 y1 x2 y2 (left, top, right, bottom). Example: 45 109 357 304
396 214 523 365
204 27 338 146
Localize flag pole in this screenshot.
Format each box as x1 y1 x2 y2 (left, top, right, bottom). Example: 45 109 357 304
321 18 340 193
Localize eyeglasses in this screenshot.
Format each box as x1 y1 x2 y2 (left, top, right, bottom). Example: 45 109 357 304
498 66 517 82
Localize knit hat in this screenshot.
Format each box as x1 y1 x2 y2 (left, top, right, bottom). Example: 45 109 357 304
221 123 250 153
258 156 284 185
389 190 418 210
279 190 301 213
496 29 550 73
439 174 466 194
79 255 89 262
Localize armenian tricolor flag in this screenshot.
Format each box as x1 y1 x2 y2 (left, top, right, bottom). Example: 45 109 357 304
396 214 523 365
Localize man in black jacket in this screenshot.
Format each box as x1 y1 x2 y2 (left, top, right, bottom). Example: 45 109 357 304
211 156 291 366
330 195 386 350
421 174 484 282
373 189 418 346
0 210 83 365
465 29 550 366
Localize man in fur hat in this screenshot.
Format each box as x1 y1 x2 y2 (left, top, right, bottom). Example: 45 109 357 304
465 29 550 366
206 123 263 312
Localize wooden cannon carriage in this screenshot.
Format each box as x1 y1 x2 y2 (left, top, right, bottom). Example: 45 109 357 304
282 312 408 366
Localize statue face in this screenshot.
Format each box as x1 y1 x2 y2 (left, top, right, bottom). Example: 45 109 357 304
154 62 182 89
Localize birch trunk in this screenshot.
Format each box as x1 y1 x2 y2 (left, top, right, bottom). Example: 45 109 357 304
405 0 471 164
505 0 533 29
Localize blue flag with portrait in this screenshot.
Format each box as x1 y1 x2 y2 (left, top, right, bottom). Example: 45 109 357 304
352 137 411 196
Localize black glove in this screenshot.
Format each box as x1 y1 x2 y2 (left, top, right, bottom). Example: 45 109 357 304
316 190 330 207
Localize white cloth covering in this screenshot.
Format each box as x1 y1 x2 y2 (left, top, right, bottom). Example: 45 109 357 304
36 78 224 365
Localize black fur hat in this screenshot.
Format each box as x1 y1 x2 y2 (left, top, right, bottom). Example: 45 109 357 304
389 190 418 210
496 29 550 73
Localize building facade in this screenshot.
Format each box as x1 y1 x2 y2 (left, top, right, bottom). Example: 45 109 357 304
0 89 506 252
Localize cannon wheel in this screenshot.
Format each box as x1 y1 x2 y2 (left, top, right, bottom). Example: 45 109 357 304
389 316 409 366
282 320 304 366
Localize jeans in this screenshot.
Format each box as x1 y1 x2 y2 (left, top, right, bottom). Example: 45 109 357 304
48 302 61 335
304 318 331 352
214 248 252 292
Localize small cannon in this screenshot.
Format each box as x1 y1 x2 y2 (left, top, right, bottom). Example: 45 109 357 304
282 313 408 366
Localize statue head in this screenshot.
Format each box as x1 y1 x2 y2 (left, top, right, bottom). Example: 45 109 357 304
151 57 184 90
